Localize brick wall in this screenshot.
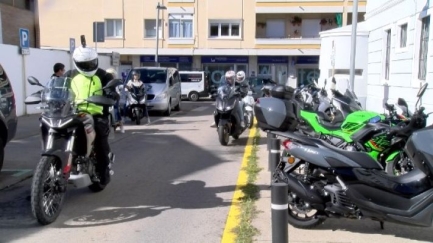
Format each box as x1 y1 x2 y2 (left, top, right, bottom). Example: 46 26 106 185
0 3 35 47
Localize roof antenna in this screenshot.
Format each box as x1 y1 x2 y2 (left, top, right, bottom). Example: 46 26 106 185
80 35 86 48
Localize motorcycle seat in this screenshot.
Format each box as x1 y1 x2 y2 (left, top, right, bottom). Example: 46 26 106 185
314 139 383 169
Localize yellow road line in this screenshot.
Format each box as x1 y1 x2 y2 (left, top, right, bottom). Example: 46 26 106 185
221 124 258 243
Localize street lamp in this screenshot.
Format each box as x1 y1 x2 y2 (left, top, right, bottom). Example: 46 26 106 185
155 2 167 67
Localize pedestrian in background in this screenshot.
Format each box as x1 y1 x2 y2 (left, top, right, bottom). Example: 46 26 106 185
51 63 65 78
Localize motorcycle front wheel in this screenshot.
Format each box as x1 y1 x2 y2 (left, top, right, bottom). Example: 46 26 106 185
218 124 230 146
135 111 141 125
31 156 66 225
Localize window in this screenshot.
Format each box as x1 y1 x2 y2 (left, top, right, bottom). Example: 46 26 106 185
180 73 203 82
144 19 162 38
384 29 391 80
105 19 123 38
418 16 430 80
209 20 241 38
169 14 193 38
399 23 408 48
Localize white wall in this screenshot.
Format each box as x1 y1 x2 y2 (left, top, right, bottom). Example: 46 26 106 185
318 24 369 107
365 0 433 124
0 44 112 116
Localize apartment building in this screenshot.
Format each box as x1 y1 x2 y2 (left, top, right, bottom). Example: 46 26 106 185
364 0 433 117
0 0 36 47
37 0 365 85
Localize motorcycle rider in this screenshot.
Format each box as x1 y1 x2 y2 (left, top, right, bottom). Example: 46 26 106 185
210 70 246 128
125 70 151 124
66 45 119 186
106 68 125 133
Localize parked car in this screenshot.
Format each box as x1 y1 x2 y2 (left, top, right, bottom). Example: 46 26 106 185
0 63 18 171
247 76 277 100
124 67 181 116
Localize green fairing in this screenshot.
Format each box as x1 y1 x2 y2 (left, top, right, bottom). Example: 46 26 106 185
385 151 400 162
300 110 382 143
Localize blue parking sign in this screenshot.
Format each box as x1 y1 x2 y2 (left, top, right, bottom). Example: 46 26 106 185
19 28 30 55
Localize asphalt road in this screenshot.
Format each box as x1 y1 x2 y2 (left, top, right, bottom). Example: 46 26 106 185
0 100 250 243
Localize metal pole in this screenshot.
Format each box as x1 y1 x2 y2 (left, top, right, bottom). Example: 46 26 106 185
349 0 359 91
269 138 280 173
95 23 98 52
271 182 289 243
155 3 160 67
267 132 276 150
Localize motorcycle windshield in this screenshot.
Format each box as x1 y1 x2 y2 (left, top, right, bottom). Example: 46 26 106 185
41 77 75 118
217 83 235 99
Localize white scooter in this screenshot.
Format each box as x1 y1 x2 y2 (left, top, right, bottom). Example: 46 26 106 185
243 90 255 129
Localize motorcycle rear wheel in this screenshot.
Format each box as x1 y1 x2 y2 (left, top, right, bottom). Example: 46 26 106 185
31 156 66 225
287 195 325 229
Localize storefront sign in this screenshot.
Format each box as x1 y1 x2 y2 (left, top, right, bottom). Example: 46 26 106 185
201 56 249 64
296 56 320 64
257 56 288 64
140 55 193 63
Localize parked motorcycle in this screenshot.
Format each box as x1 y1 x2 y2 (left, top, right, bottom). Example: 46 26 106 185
243 90 255 129
125 83 150 125
256 84 433 229
214 80 249 145
24 76 122 225
255 82 428 174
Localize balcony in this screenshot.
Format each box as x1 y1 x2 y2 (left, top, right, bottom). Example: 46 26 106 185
255 13 341 46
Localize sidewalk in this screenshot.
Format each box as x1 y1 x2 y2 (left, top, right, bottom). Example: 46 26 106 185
251 130 431 243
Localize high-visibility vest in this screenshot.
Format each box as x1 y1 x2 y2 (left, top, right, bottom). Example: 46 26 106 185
70 73 103 115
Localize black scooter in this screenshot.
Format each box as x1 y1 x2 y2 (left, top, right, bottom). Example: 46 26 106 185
125 84 151 125
213 82 248 146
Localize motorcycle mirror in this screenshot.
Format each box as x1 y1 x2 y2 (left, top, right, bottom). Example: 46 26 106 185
27 76 43 87
417 82 428 98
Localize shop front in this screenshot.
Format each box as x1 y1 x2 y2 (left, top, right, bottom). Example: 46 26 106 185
296 56 320 86
140 55 193 71
257 56 289 85
201 56 249 85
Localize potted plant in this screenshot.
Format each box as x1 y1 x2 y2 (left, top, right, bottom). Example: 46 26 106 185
291 16 302 26
320 19 328 25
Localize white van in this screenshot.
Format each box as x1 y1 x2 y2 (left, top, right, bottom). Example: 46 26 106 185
179 71 209 101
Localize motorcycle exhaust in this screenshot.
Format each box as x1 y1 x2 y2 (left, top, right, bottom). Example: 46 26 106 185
285 173 324 204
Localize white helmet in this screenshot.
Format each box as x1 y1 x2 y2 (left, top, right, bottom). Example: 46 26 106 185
225 70 236 84
236 70 245 83
72 46 98 77
106 67 118 78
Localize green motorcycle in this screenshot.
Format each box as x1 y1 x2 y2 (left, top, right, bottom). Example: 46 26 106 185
294 84 427 171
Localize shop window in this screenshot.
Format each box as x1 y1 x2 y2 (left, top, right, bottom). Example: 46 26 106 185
297 68 320 86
